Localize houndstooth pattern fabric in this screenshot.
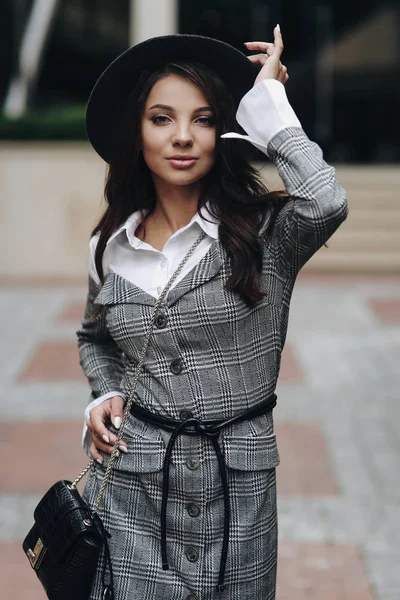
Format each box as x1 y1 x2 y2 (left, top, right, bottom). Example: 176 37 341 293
77 127 348 600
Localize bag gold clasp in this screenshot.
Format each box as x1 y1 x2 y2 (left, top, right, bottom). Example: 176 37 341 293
27 538 46 570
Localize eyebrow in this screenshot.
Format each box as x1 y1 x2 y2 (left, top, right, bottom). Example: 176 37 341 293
148 104 213 112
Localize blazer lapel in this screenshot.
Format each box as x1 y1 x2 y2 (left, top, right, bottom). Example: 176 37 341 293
94 271 157 307
166 239 224 307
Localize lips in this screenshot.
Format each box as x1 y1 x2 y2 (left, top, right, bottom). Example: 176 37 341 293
168 155 198 160
167 156 199 169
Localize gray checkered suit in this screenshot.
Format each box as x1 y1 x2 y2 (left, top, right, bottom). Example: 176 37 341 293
77 127 348 600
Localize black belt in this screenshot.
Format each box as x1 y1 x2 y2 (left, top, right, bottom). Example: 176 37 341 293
130 394 277 593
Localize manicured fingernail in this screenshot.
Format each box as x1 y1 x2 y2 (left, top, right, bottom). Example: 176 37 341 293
116 450 120 457
119 445 128 454
276 24 281 32
102 434 110 444
96 457 103 465
113 417 121 429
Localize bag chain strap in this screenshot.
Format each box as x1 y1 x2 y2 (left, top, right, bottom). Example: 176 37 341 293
70 230 207 519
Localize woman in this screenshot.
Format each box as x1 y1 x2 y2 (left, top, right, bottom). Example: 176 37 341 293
77 28 348 600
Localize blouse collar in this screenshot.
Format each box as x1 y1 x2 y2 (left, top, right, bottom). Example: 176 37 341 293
107 199 220 248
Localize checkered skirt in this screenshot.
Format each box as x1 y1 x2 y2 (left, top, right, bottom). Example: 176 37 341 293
82 414 279 599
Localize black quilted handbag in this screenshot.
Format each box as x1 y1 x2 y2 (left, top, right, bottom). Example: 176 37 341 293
22 230 206 599
22 473 114 600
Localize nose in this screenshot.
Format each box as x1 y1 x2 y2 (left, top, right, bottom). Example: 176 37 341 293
172 122 193 147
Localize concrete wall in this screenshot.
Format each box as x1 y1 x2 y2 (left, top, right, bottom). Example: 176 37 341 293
1 142 399 281
0 142 106 279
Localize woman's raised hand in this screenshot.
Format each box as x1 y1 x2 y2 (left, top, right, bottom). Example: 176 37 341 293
86 395 128 464
245 25 289 87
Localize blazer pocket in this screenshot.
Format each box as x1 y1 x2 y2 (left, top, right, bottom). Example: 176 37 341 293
222 434 280 471
101 436 165 474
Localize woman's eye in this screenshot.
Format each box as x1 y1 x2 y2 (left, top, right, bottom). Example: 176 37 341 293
152 115 170 124
196 116 215 126
150 115 215 126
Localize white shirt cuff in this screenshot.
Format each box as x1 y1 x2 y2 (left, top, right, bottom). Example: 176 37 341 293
220 79 301 156
82 391 126 456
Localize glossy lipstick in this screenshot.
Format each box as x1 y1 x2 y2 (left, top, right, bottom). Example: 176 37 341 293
167 155 198 169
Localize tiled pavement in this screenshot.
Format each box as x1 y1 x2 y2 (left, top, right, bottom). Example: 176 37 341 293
1 273 399 599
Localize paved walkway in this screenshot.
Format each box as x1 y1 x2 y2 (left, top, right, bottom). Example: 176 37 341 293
1 273 399 599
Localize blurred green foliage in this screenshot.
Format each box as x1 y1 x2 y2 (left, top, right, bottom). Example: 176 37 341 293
0 105 87 139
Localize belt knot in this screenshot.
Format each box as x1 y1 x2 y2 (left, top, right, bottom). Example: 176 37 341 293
184 418 220 438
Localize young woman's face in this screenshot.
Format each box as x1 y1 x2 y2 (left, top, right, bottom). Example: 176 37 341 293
141 74 216 188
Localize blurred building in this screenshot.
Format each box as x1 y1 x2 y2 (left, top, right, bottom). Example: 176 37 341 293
1 0 399 163
0 1 399 280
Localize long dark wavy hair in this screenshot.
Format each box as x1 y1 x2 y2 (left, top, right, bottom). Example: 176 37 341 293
91 60 289 305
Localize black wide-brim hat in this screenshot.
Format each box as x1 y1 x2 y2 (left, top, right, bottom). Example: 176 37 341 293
86 34 260 163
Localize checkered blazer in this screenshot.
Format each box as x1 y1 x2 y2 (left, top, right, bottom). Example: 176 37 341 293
77 126 348 600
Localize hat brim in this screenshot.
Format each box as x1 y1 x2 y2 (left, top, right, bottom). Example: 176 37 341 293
85 34 260 163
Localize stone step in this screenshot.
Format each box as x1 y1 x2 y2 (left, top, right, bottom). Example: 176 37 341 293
347 192 400 209
330 230 400 251
261 165 400 211
345 210 400 229
262 165 400 271
306 249 400 271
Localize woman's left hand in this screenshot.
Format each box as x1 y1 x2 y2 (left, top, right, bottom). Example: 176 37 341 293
245 25 289 87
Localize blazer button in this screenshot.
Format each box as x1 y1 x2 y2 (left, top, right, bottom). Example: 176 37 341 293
186 547 199 563
155 313 168 329
170 359 183 375
179 409 193 421
187 502 201 518
186 456 200 470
